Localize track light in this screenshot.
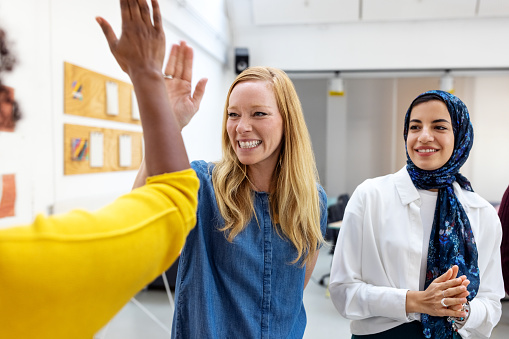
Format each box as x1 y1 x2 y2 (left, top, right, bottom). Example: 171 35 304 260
329 72 344 96
440 71 454 94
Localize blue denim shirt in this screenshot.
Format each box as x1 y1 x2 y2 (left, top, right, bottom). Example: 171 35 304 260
171 161 328 339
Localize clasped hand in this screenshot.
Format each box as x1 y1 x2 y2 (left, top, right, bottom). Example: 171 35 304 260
407 265 469 318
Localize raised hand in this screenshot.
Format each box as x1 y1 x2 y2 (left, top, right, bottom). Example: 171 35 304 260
96 0 165 78
406 265 468 318
163 41 208 130
96 0 190 175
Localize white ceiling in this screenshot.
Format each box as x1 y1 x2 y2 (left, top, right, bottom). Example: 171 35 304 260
252 0 509 25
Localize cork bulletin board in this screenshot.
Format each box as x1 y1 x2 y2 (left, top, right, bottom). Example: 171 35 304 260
64 62 141 125
63 62 145 175
64 124 143 175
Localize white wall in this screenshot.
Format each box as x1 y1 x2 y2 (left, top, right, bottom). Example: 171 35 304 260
345 78 396 194
0 0 233 227
229 1 509 71
469 76 509 201
0 0 53 226
326 93 348 198
293 79 328 187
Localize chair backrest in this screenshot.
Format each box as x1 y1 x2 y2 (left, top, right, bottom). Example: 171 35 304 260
327 193 349 224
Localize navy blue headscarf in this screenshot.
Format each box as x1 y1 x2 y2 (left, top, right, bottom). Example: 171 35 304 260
403 90 479 338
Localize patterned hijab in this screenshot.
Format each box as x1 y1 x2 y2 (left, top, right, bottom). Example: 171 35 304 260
403 90 479 339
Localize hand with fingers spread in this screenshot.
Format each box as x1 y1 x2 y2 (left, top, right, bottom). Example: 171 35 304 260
96 0 190 175
163 41 208 130
96 0 165 78
406 265 469 318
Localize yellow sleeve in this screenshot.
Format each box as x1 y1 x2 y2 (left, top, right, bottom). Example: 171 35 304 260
0 168 199 339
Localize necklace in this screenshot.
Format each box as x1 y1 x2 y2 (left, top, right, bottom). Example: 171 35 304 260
245 175 263 192
249 180 262 192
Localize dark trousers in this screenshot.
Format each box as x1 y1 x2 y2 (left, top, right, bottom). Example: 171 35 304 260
351 322 462 339
351 322 425 339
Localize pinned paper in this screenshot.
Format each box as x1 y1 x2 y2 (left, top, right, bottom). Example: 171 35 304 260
90 131 104 168
131 89 140 121
119 135 132 167
106 81 119 116
71 138 89 161
0 174 16 218
71 80 83 100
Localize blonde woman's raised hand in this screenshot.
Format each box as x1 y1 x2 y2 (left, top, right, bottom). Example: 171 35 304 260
96 0 165 79
163 41 208 130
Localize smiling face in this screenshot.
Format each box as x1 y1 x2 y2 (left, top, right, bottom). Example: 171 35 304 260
226 80 284 172
406 100 455 171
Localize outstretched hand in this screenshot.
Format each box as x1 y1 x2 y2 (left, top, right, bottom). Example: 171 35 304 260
96 0 165 78
163 41 208 130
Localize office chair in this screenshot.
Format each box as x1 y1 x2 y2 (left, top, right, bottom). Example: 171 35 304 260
319 193 349 286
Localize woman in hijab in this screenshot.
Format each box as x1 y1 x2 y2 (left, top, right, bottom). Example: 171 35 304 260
329 90 504 338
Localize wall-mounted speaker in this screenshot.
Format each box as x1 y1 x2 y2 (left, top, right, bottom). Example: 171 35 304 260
235 48 249 74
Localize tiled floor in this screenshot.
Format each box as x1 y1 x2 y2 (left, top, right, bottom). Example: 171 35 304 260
95 250 509 338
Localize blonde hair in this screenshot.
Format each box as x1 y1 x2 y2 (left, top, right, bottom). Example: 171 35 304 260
211 66 324 265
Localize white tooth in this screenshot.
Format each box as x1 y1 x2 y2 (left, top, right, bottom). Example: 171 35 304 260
239 140 261 148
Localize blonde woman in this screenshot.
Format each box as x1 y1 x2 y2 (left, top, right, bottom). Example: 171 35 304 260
133 42 327 338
